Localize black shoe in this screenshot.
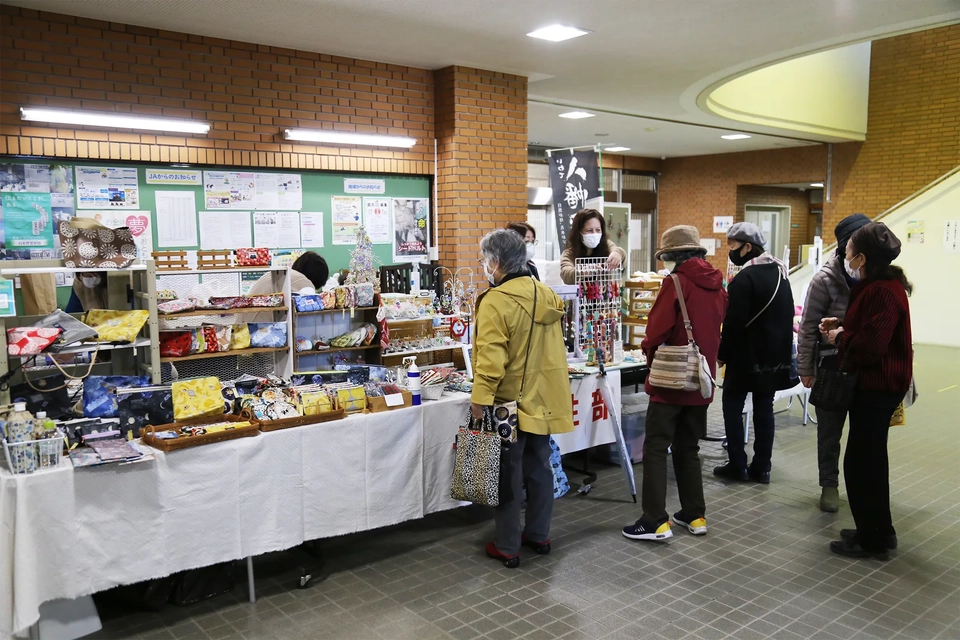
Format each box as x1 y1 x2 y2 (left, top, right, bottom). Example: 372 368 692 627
713 462 748 481
521 535 551 555
748 466 771 485
840 528 898 550
622 516 672 541
830 538 889 561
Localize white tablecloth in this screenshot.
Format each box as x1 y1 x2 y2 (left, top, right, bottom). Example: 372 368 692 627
552 369 621 454
0 394 471 639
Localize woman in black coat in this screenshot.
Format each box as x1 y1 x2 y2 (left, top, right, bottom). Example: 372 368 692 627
714 222 798 484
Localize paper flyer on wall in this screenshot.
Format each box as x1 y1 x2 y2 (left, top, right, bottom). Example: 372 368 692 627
0 163 75 258
945 221 960 254
199 211 252 250
300 212 323 247
363 197 391 244
155 191 198 247
331 195 362 245
75 166 139 208
78 210 153 259
253 173 302 210
1 192 55 249
203 171 255 209
906 220 925 244
240 271 261 295
392 198 429 261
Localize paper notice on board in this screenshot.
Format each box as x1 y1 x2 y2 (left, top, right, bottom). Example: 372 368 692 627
155 191 198 247
75 166 139 208
254 174 279 210
332 195 362 245
363 197 391 244
199 211 251 250
945 220 960 254
300 212 323 247
253 212 278 248
79 210 153 258
253 173 302 210
276 211 301 248
203 171 255 209
906 220 925 244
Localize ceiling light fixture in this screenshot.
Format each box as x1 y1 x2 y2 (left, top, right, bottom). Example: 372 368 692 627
721 133 751 140
810 182 824 187
283 129 416 148
558 111 594 119
526 25 590 42
20 107 210 134
605 146 630 152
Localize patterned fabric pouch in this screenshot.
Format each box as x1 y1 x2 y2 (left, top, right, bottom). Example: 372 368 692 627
158 299 196 314
159 331 193 357
6 327 62 356
84 309 150 343
58 217 137 268
172 376 226 421
83 375 151 418
117 386 174 439
248 322 287 348
230 324 251 349
293 295 323 313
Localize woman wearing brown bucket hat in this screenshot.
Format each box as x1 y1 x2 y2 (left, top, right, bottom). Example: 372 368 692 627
622 225 727 542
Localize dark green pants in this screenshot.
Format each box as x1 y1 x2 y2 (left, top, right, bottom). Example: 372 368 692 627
641 402 708 523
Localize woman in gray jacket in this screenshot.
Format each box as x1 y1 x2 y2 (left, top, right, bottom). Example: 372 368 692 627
798 214 870 512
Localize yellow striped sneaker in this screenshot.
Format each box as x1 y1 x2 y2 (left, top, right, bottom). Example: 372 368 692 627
622 517 672 541
672 511 707 536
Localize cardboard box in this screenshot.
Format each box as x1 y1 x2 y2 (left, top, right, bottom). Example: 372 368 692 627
366 390 413 413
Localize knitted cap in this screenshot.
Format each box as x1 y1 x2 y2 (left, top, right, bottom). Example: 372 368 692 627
834 213 871 254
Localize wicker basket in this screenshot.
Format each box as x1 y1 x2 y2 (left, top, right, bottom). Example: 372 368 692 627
242 407 346 432
141 414 258 451
421 384 444 401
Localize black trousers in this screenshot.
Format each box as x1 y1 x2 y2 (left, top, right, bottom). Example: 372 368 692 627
641 402 707 523
722 389 775 472
845 390 902 552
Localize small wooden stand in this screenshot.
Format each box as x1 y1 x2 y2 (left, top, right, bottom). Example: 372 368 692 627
151 250 190 272
197 249 233 270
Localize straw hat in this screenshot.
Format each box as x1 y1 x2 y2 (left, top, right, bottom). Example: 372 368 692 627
655 225 703 260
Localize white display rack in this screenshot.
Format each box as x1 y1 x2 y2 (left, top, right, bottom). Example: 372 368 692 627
575 257 624 365
155 266 287 276
0 265 148 276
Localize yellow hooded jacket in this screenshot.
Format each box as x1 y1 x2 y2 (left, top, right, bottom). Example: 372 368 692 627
471 275 574 436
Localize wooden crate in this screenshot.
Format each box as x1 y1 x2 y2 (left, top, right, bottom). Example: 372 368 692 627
197 249 233 270
152 250 190 272
367 390 413 412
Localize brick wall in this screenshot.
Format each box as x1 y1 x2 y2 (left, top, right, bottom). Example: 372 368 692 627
0 5 435 174
435 66 527 279
825 23 960 231
658 145 827 269
735 186 813 266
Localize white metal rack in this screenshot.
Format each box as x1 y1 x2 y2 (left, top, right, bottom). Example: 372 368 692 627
575 257 624 365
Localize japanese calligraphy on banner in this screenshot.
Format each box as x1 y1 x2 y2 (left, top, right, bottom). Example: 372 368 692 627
549 149 601 251
551 371 621 455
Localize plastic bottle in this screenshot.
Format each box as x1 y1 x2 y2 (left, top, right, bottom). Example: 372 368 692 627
406 356 421 406
35 411 60 468
6 402 37 474
410 263 421 296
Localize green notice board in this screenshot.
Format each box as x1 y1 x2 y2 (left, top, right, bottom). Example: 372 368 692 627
0 158 431 273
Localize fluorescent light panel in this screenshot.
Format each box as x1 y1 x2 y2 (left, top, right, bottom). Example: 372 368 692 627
810 182 824 187
559 111 594 119
527 25 590 42
605 146 630 152
20 107 209 134
721 133 751 140
283 129 416 148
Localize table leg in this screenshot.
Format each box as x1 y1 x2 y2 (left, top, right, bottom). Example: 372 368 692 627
246 556 256 604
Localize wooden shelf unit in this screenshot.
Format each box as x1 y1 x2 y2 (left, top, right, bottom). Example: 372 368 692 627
159 306 288 319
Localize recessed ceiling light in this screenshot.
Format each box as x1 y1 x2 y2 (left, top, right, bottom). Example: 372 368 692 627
605 146 630 152
810 182 824 187
527 25 590 42
721 133 751 140
559 111 594 119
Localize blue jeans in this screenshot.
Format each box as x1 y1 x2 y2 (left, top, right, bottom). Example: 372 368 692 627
722 390 775 473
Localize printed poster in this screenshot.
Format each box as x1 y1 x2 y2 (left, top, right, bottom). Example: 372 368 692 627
203 171 255 209
75 166 139 208
253 173 302 210
332 195 362 245
0 163 75 258
906 220 925 244
79 210 153 259
363 197 391 244
1 192 55 249
392 198 429 261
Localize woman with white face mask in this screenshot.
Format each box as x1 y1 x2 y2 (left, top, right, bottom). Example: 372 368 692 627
505 221 540 281
64 271 108 313
559 209 626 284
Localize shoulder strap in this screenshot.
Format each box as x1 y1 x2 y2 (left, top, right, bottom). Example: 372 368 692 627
670 274 695 345
518 279 537 402
745 271 782 328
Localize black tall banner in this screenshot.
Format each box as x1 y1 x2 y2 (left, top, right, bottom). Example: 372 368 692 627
549 150 601 251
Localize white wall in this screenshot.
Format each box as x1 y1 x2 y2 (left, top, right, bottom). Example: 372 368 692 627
790 170 960 347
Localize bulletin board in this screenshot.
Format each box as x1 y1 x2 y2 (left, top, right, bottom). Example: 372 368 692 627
0 158 431 273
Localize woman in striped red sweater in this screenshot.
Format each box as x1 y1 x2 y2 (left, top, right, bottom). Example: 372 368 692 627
820 222 913 560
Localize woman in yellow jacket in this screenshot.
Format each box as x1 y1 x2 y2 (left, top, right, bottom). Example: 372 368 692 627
471 229 574 568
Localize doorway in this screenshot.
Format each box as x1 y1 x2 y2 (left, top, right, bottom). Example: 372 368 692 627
744 205 791 262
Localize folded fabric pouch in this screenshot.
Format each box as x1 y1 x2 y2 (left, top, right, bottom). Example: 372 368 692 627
83 375 151 418
84 309 149 343
117 386 174 439
230 323 251 350
247 294 283 308
248 322 287 348
159 331 193 358
158 299 196 315
172 376 225 421
293 295 324 313
7 327 62 356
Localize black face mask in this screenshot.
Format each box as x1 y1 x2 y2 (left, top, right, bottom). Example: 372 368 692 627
729 245 751 266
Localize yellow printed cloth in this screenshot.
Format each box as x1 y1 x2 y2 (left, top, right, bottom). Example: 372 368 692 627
172 377 225 421
84 309 149 343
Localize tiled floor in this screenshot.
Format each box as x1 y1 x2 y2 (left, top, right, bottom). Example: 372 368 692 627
90 346 960 640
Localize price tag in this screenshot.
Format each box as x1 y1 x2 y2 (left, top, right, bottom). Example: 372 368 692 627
384 393 404 407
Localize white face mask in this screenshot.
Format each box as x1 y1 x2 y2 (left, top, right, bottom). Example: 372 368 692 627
80 275 101 288
483 260 497 285
843 257 862 281
662 261 676 273
525 244 536 261
582 232 602 249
